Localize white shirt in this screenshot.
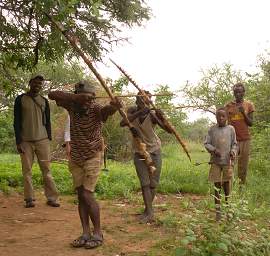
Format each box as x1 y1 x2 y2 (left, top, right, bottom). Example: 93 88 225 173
64 115 70 142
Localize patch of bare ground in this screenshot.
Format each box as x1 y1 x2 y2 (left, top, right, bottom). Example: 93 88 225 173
0 192 196 256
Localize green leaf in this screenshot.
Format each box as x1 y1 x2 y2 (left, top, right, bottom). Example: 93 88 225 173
217 242 228 252
175 247 187 256
180 239 189 246
186 236 196 242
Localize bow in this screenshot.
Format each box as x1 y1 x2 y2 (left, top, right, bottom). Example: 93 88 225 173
46 14 156 174
110 59 191 162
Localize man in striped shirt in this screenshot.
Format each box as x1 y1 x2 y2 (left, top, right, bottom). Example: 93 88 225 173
49 81 119 249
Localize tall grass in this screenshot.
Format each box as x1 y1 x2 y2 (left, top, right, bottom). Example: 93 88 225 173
159 142 209 194
0 142 210 197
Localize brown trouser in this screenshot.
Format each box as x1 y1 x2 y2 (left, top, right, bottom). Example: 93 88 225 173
20 139 58 201
236 140 250 184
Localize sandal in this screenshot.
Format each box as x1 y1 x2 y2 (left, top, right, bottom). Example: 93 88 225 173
70 235 89 248
84 234 103 249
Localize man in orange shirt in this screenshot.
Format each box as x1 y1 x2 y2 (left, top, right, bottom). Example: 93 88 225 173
225 83 255 184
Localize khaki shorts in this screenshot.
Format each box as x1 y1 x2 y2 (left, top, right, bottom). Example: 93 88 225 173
208 163 233 183
68 151 102 192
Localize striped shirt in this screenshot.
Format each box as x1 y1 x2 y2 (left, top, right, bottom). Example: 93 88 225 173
68 103 104 164
50 91 117 165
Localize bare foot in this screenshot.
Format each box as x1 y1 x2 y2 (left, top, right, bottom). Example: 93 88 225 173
138 211 147 220
139 212 154 224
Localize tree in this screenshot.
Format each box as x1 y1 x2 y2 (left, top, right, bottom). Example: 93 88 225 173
181 63 242 115
112 75 129 93
244 57 270 171
246 59 270 126
154 84 188 142
154 84 174 109
185 118 210 142
0 60 94 111
0 110 14 152
0 0 151 70
102 75 132 160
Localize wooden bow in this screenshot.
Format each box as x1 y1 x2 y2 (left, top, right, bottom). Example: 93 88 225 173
46 14 156 174
110 59 191 162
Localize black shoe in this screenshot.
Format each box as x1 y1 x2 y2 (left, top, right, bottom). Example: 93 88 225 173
47 200 60 207
25 200 35 208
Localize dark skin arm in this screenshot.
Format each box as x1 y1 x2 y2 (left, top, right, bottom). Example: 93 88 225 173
100 98 122 122
48 91 94 107
128 107 150 123
213 149 221 157
120 106 172 134
213 149 235 160
120 106 150 127
49 91 121 122
230 151 236 160
238 106 253 126
150 109 173 133
16 144 25 154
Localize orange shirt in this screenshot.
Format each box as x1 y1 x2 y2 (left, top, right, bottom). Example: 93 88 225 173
225 100 255 141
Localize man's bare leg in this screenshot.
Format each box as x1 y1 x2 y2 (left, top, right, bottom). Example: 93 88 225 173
82 189 102 236
77 186 91 236
140 186 154 223
222 181 230 204
71 186 91 247
81 188 104 249
150 187 156 202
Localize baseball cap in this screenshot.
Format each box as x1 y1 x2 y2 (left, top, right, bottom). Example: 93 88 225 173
74 80 96 94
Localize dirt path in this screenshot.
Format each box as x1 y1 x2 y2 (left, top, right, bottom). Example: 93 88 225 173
0 192 201 256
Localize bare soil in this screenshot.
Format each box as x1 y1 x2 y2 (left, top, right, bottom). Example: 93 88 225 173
0 192 198 256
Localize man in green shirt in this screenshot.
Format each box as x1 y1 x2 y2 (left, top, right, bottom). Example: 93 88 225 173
14 75 59 208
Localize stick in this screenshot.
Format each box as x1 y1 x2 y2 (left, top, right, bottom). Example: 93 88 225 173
45 14 156 174
95 93 174 99
110 59 192 161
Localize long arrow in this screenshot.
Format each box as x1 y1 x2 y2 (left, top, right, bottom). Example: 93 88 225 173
92 93 174 99
110 59 191 162
45 14 156 174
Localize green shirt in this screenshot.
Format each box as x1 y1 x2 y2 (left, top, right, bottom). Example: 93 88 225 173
21 95 48 142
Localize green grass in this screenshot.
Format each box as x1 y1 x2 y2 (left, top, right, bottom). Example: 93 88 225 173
1 141 269 227
0 142 210 197
0 141 269 211
159 142 209 195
